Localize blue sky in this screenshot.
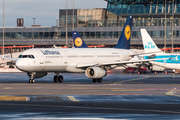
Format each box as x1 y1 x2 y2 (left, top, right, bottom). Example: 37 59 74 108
0 0 107 27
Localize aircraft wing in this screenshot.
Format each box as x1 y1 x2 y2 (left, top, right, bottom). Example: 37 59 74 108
76 63 100 68
101 58 168 66
76 58 169 68
1 56 17 61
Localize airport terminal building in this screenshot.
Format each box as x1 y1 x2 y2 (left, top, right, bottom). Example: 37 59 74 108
0 0 180 53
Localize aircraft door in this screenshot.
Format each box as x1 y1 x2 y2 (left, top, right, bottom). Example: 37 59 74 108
39 55 46 70
163 57 168 65
40 55 45 65
64 51 68 64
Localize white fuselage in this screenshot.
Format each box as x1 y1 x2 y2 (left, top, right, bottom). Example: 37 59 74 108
16 48 135 73
150 61 180 70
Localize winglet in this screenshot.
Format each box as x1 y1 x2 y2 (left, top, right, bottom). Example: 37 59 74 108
140 29 162 53
115 15 133 49
72 31 88 48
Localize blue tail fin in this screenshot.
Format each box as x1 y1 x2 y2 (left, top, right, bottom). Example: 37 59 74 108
115 15 133 49
72 31 88 48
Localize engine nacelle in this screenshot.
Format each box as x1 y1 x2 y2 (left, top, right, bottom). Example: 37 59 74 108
85 67 107 79
27 72 47 78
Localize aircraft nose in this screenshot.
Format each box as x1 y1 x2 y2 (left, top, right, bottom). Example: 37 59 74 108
15 59 25 71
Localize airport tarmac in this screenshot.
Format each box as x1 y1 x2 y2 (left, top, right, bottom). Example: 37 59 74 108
1 72 180 119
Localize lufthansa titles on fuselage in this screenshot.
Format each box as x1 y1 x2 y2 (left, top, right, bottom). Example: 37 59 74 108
41 50 60 55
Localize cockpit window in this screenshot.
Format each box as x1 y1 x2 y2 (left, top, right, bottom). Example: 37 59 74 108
18 55 22 58
22 55 28 58
29 55 35 58
18 55 35 59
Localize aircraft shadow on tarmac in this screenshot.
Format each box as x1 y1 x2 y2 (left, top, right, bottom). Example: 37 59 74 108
0 72 180 84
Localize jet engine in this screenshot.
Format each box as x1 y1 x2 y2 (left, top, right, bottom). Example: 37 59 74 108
27 72 47 78
85 67 107 79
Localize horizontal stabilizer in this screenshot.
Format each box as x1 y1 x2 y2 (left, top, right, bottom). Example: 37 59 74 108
128 51 162 57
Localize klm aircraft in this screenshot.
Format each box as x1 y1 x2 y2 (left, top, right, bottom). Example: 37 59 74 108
3 16 161 83
141 29 180 70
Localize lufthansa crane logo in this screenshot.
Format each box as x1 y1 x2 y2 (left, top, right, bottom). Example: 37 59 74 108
124 25 131 40
75 37 83 47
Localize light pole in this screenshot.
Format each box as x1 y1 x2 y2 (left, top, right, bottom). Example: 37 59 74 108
172 0 174 53
66 0 68 47
56 17 58 27
73 0 74 31
164 0 166 51
72 0 74 48
3 0 4 55
33 18 36 25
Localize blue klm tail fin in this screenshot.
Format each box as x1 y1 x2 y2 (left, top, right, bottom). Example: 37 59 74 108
72 31 88 48
115 15 133 49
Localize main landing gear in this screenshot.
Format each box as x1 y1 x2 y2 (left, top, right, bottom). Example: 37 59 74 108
29 72 35 83
92 78 102 83
54 73 63 83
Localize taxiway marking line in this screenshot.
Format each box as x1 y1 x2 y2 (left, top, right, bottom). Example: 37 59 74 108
112 88 174 92
2 87 13 90
165 88 177 96
111 89 147 92
67 96 79 102
112 76 149 85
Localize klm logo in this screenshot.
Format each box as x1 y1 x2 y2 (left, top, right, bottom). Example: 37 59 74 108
145 42 155 49
41 50 60 55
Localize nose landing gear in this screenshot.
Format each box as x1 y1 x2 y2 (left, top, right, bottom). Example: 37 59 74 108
29 79 35 83
29 72 36 83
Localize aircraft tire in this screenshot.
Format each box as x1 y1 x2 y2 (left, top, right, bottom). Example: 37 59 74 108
97 78 102 83
29 79 32 83
58 75 63 82
29 79 34 83
32 79 35 83
54 76 58 82
92 79 97 83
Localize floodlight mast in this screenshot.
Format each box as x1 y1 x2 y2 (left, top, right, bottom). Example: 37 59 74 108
172 0 174 53
66 0 68 47
164 0 167 51
33 18 36 25
3 0 4 55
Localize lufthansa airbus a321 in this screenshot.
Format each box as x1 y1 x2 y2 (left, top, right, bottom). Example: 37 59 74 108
3 16 163 83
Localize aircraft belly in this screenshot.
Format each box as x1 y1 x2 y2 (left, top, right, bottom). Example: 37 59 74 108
66 63 85 73
37 65 67 72
20 65 67 72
